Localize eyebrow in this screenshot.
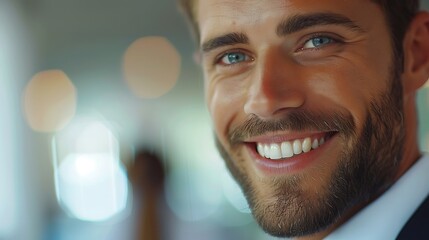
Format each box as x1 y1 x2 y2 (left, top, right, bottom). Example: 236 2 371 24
201 12 364 53
276 12 365 36
201 32 249 53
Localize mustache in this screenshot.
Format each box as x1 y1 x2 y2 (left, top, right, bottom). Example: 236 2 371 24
228 110 356 145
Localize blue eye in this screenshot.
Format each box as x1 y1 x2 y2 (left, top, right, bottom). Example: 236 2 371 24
302 36 335 49
219 52 249 65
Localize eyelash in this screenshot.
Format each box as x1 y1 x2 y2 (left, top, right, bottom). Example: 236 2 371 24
297 33 343 52
214 50 253 66
212 33 343 66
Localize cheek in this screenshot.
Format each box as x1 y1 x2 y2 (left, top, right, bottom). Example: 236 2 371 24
306 59 389 129
309 70 366 115
206 79 247 142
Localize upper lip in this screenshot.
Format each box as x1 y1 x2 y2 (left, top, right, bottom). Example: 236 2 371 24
243 131 337 144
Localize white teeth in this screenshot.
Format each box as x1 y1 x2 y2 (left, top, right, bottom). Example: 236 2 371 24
270 143 282 159
312 139 319 149
293 139 302 154
264 145 270 158
302 138 312 153
281 142 293 158
257 143 265 156
256 136 328 160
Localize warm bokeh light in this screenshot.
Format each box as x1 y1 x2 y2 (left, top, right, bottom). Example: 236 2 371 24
23 70 77 132
123 36 181 98
53 117 129 222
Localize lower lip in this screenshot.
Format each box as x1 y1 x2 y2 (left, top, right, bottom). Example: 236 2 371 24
247 134 338 176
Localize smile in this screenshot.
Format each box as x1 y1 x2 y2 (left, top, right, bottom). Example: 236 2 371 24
243 131 339 175
256 136 327 160
248 131 337 161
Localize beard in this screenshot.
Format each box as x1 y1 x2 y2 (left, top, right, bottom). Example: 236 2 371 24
214 68 405 237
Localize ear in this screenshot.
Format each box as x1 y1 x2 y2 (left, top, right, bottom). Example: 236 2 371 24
402 11 429 94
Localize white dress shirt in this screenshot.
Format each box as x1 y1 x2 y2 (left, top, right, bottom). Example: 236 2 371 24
325 154 429 240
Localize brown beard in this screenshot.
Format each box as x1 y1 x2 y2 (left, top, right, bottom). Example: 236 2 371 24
214 69 405 237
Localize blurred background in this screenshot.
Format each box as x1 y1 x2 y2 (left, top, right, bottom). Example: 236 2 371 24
1 0 429 240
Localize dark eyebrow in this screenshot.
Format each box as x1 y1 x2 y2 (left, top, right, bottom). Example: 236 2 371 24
277 12 365 36
201 32 249 53
200 13 363 53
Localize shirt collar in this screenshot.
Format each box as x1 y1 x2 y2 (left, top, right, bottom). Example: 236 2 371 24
325 154 429 240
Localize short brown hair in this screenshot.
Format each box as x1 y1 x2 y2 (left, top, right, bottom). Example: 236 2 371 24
178 0 419 69
177 0 199 42
373 0 420 72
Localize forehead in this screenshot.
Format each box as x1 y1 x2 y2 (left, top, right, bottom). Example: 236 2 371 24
196 0 383 43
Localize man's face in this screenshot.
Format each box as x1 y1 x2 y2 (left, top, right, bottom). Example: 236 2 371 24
197 0 405 237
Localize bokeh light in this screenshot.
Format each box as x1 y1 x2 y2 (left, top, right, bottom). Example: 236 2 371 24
23 70 77 132
0 0 27 237
53 117 129 222
164 110 224 222
56 153 129 222
164 155 223 222
123 36 181 98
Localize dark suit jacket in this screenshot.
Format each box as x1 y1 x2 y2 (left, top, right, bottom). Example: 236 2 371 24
396 195 429 239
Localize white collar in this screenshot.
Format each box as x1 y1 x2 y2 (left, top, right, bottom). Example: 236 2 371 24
325 154 429 240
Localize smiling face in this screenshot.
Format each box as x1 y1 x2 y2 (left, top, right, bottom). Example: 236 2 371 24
197 0 408 238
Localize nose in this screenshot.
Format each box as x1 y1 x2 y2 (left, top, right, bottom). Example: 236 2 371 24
244 48 305 119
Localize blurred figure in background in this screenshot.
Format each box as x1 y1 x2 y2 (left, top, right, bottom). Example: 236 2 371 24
128 150 166 240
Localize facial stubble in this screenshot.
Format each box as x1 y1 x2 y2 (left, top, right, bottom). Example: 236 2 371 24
214 69 404 237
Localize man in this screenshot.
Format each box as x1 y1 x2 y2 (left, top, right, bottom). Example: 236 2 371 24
178 0 429 239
